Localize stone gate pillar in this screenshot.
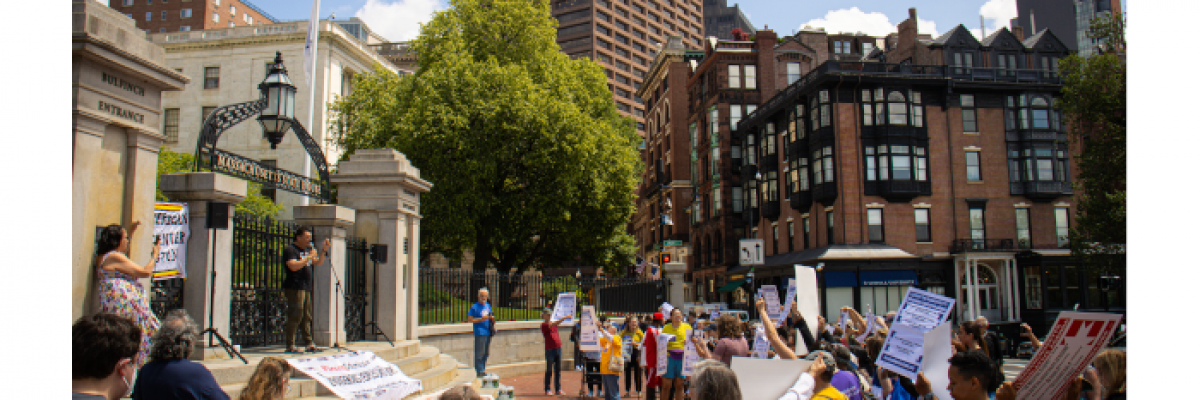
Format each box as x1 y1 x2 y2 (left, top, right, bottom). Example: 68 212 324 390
160 172 246 359
331 149 432 341
294 205 356 347
664 262 688 310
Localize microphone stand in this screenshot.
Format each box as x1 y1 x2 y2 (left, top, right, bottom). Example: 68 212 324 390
203 227 247 364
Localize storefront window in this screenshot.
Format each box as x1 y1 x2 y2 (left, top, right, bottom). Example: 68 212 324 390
1045 265 1062 309
825 287 854 319
1065 266 1081 308
859 286 909 316
1023 266 1042 309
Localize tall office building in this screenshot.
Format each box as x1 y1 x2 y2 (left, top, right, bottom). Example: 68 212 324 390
702 0 754 41
1013 0 1121 56
109 0 275 34
551 0 707 137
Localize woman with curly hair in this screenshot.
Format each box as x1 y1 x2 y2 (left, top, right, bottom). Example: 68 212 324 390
691 315 749 366
94 222 162 368
239 357 292 400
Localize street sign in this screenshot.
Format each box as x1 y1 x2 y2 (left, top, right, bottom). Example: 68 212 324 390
664 240 683 247
739 239 764 266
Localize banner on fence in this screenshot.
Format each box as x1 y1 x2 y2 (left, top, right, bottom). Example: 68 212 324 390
1012 312 1124 400
152 202 189 280
551 292 577 325
579 306 601 352
286 350 422 400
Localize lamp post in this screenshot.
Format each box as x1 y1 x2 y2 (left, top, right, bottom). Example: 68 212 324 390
258 52 298 149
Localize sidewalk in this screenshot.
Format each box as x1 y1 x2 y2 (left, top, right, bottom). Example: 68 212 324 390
501 369 651 399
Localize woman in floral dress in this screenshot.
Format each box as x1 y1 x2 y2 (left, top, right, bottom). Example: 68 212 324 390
95 221 162 368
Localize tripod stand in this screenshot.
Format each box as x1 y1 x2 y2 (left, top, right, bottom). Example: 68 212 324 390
363 258 395 346
205 227 247 364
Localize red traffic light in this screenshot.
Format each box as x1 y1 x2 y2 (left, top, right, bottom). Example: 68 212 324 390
660 252 672 264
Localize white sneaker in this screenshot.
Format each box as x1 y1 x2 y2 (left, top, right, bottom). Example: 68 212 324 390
547 390 554 396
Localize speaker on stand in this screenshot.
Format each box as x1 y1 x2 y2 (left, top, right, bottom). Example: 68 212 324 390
365 244 394 346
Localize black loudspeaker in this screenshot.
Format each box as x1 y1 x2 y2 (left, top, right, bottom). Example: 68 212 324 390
370 244 388 263
207 202 230 230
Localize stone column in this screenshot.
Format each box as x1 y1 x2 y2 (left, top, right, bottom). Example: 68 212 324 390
160 172 246 359
294 205 356 346
664 262 688 309
331 149 432 342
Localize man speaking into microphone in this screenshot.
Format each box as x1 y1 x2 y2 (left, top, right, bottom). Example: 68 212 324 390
282 226 331 353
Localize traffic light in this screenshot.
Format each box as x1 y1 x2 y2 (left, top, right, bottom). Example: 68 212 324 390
660 251 672 264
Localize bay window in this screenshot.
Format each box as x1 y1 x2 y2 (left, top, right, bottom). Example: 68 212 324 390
865 145 928 182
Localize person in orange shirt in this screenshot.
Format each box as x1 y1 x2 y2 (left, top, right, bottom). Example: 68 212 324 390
598 321 624 400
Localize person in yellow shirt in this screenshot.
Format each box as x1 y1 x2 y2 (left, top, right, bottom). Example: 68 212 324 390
660 308 692 400
598 321 623 400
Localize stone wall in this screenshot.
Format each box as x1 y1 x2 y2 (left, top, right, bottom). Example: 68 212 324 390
418 321 577 371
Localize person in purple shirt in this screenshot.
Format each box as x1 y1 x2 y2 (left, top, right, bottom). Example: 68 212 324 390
467 288 496 377
132 310 229 399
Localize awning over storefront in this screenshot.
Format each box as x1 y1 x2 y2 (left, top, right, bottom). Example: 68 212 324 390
859 270 918 286
726 244 920 276
717 279 746 292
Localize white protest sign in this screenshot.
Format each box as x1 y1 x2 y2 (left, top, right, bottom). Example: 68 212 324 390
752 326 770 358
1012 312 1124 400
794 265 821 336
286 350 422 400
579 306 601 352
856 312 876 344
921 322 955 400
876 323 927 381
761 285 784 324
551 292 577 325
778 279 796 328
839 311 849 336
152 202 190 280
656 332 675 376
682 328 700 377
730 357 812 400
893 287 956 332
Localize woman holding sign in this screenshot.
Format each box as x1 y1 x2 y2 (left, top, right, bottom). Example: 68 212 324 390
661 308 692 400
95 222 162 368
621 316 644 397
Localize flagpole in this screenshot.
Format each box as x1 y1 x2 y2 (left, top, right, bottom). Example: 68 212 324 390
302 0 322 205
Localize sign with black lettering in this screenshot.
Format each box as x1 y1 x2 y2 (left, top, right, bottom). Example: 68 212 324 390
153 202 190 280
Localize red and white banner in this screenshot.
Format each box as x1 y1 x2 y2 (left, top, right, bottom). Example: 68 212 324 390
1012 312 1123 400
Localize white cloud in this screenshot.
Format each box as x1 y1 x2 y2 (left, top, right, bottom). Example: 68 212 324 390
980 0 1017 33
354 0 445 42
797 7 938 38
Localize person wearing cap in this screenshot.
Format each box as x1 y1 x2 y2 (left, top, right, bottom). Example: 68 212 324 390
757 299 848 400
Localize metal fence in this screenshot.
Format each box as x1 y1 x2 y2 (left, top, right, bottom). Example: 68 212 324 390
418 269 666 325
344 237 369 342
229 214 303 348
150 278 185 320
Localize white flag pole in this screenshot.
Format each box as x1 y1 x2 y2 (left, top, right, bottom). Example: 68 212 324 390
302 0 322 205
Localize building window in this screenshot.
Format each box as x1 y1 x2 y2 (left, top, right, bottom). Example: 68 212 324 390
867 145 927 182
826 211 835 245
728 64 741 89
760 123 777 162
810 90 831 131
961 94 977 132
201 106 216 126
730 104 742 127
159 10 167 20
969 205 986 244
867 208 884 243
803 217 810 249
204 67 220 89
1055 208 1070 248
888 91 907 125
763 170 779 202
1023 266 1043 309
787 62 800 84
712 186 721 217
212 12 219 23
732 187 743 212
966 151 982 182
145 12 152 21
952 51 975 75
744 65 757 90
1015 208 1031 249
181 9 193 18
915 209 931 242
122 0 133 6
230 5 237 14
181 25 191 31
772 225 779 252
260 160 277 201
834 40 851 54
788 222 795 252
163 108 180 143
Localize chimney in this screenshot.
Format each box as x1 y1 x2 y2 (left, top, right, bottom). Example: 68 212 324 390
1013 25 1025 41
981 15 987 38
1031 9 1037 33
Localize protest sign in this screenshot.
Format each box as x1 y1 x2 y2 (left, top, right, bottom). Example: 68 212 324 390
893 287 956 332
656 332 675 376
839 311 849 336
752 326 770 358
876 323 926 381
682 328 699 377
660 302 675 317
1012 312 1124 400
286 350 422 400
579 306 601 352
551 292 576 325
760 285 784 324
777 279 796 327
152 202 190 280
855 312 875 344
921 322 955 400
730 357 812 400
794 265 821 336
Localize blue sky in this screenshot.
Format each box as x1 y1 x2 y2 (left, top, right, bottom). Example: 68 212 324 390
244 0 1125 43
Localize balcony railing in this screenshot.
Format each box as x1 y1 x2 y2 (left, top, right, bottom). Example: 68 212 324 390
1006 131 1068 142
1010 181 1073 199
951 239 1016 253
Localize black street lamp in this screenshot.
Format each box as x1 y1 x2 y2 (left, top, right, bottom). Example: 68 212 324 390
258 52 297 149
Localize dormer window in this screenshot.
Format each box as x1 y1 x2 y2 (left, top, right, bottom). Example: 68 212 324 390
952 51 975 75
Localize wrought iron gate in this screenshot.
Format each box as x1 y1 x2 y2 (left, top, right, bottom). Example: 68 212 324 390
150 278 185 320
344 237 369 342
229 214 302 347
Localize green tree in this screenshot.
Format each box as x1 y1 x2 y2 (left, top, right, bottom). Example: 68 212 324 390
1059 13 1126 275
155 148 284 220
330 0 640 274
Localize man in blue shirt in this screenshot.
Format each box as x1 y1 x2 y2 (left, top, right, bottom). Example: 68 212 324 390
467 288 495 377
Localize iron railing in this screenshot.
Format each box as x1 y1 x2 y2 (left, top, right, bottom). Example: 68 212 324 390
150 278 185 320
229 214 302 348
344 237 370 342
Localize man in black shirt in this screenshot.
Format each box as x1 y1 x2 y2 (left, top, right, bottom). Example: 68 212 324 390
283 226 330 353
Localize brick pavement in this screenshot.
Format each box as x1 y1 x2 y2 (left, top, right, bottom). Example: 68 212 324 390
501 369 653 399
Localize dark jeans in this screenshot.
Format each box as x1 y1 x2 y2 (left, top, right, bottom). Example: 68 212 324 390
624 348 642 392
474 334 492 375
284 289 313 348
544 348 562 392
603 375 620 400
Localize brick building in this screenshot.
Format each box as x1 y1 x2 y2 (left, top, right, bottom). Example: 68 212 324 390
552 0 707 137
110 0 275 34
727 9 1123 334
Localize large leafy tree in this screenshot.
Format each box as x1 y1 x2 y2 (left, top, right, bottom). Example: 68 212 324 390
330 0 640 273
1059 13 1126 275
